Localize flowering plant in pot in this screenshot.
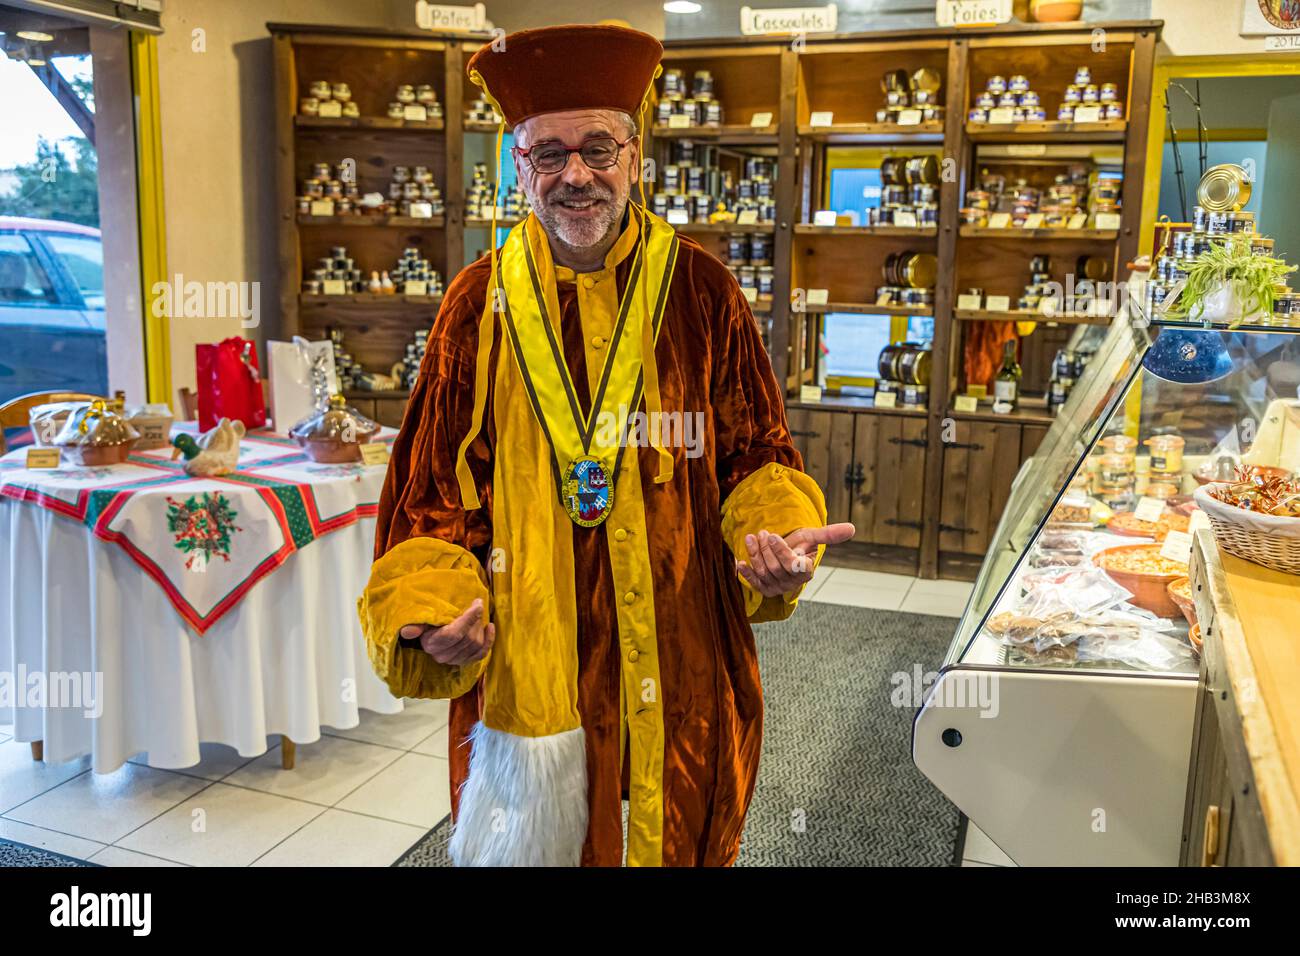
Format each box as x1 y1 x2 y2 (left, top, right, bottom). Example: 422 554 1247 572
1161 233 1296 328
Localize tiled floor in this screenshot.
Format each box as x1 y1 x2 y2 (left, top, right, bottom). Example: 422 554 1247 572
0 563 974 867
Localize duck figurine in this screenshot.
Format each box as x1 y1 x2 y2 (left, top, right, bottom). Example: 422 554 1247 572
171 418 246 477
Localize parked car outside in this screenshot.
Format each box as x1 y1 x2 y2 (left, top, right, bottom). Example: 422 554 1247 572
0 216 107 407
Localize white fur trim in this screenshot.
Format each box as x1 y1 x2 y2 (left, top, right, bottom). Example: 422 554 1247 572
448 722 588 866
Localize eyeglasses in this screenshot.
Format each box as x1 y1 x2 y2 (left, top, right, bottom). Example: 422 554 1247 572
513 135 636 175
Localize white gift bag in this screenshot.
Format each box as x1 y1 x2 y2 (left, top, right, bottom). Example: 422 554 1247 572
267 337 337 435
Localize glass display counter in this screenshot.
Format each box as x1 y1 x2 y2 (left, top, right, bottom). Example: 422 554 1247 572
913 295 1300 865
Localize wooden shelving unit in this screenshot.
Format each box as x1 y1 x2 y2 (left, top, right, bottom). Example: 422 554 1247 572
271 20 1161 579
655 19 1160 579
271 24 493 427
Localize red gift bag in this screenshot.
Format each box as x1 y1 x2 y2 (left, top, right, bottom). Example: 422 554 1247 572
195 337 267 432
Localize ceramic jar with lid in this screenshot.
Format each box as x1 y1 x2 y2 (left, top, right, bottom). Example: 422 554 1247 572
289 394 380 463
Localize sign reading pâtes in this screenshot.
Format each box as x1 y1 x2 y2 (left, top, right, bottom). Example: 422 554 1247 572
936 0 1011 28
740 4 838 36
415 1 488 33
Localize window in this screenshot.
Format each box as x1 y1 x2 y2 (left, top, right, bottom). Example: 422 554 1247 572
828 167 882 225
0 233 56 305
43 232 104 310
823 312 935 383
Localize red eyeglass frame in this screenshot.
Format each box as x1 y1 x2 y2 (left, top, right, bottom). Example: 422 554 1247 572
511 135 638 173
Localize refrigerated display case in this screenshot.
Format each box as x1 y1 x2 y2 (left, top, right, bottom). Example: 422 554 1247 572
913 299 1300 866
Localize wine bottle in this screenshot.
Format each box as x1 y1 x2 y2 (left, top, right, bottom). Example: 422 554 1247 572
994 338 1021 409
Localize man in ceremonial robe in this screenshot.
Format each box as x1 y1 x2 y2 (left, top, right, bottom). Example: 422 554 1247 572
358 23 853 867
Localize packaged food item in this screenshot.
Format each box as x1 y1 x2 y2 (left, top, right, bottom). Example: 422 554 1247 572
1145 434 1185 473
52 400 141 466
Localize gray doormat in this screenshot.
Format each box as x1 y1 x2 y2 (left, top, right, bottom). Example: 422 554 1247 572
396 603 961 867
0 837 96 867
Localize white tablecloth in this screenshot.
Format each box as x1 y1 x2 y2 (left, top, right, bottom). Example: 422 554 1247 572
1 497 403 773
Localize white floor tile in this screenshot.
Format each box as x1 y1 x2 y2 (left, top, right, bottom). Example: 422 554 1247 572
964 822 1016 866
0 818 105 861
908 578 976 601
223 734 402 806
0 733 10 744
129 742 258 781
324 698 448 751
5 763 209 844
411 720 450 758
806 579 907 611
252 808 427 867
0 740 92 815
899 590 969 618
337 752 450 828
821 567 916 591
116 782 323 867
798 561 838 601
87 845 186 867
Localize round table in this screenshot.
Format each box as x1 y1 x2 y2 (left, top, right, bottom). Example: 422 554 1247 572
0 427 404 773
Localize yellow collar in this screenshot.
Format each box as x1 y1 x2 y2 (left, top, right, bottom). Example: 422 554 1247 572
551 206 642 284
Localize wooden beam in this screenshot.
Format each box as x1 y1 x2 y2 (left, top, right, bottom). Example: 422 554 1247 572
31 63 94 146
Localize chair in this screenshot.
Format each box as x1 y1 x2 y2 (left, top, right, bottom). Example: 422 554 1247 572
1 390 104 760
0 390 105 455
177 387 198 422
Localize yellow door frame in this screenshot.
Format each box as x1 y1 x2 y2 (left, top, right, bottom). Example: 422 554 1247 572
1138 52 1300 259
130 31 171 406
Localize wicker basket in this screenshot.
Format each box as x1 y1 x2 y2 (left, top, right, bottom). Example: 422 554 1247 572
1193 484 1300 576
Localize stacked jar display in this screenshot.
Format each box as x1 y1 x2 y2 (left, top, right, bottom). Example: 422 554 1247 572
725 231 774 300
654 68 723 128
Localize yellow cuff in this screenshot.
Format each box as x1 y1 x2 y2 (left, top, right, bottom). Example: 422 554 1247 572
356 537 491 699
721 461 829 623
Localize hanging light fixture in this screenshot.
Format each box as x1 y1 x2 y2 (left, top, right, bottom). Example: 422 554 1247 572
664 1 703 13
17 30 56 43
1142 328 1234 385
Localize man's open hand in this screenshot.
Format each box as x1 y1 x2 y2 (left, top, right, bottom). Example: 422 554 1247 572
399 598 496 666
736 523 855 598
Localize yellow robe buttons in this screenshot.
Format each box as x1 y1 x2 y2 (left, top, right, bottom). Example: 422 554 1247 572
624 591 637 605
592 335 605 349
614 528 628 542
628 649 640 663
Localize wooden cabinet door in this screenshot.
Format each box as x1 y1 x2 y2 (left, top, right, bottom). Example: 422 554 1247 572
786 408 854 524
939 420 1023 556
849 414 927 549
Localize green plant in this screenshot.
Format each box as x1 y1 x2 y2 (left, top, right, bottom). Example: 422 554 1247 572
1163 233 1296 326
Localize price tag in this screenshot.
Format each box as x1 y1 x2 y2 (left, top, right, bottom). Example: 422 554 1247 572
986 294 1011 312
750 111 773 127
1133 496 1166 523
806 288 829 306
968 384 987 400
403 104 428 122
1160 530 1193 565
667 113 691 129
1094 212 1122 231
322 279 347 295
360 443 391 467
988 212 1012 229
666 208 689 224
1073 104 1102 124
892 210 919 228
25 448 60 469
954 395 979 413
957 293 983 310
809 110 834 127
897 108 923 126
1067 212 1088 230
407 201 434 219
317 100 342 118
404 280 428 296
1189 509 1212 534
740 285 759 304
737 208 759 225
874 391 897 409
987 106 1015 124
800 385 823 403
188 549 209 574
309 199 335 217
813 209 838 226
1022 213 1045 230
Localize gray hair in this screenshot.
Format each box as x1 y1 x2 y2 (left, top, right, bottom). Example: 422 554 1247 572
515 110 638 147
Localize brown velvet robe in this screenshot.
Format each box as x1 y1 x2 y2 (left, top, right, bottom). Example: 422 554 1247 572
373 224 810 866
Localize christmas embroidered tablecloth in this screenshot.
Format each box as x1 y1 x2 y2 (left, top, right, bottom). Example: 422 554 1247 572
0 426 395 634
